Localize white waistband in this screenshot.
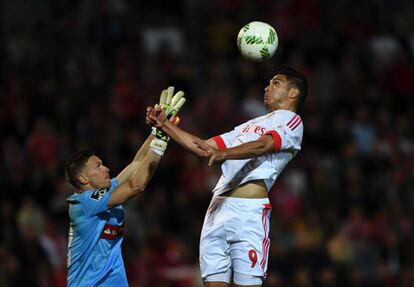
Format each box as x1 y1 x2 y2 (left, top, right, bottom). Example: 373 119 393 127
212 195 270 205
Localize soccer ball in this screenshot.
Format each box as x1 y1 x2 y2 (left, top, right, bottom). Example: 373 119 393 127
237 21 278 62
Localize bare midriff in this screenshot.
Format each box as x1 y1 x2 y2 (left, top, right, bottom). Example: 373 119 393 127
222 180 268 198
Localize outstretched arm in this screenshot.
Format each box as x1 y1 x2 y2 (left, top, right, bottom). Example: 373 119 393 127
116 134 154 184
116 86 186 184
162 120 218 157
109 87 189 207
196 134 276 166
147 106 217 157
108 149 161 208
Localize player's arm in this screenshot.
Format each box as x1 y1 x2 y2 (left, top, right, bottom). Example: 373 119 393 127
162 120 218 156
115 135 154 184
147 106 217 157
202 134 276 166
108 149 161 208
116 86 185 184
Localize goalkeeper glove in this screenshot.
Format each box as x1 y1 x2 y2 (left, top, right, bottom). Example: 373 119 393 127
157 86 186 119
149 117 181 156
150 87 186 156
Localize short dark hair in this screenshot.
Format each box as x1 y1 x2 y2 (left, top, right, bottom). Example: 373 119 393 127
65 150 95 189
274 65 308 110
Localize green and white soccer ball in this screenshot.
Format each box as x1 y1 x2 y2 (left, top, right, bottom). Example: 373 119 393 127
237 21 278 62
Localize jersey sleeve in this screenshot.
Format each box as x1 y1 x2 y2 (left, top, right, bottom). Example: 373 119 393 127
264 113 303 152
79 179 119 217
211 122 247 150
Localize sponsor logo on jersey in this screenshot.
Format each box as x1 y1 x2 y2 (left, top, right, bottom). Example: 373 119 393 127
100 223 125 240
90 188 108 200
241 124 266 135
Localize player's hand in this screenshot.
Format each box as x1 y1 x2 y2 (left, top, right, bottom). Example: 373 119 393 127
148 87 185 157
207 150 227 166
146 106 156 125
148 106 174 156
193 138 223 164
146 106 168 128
158 87 186 119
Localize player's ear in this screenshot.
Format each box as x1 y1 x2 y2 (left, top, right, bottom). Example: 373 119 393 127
78 173 88 185
288 87 299 100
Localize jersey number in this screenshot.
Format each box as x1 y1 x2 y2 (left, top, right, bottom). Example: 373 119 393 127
248 249 258 268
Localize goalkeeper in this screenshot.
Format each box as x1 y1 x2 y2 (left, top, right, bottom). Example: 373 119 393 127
65 88 185 286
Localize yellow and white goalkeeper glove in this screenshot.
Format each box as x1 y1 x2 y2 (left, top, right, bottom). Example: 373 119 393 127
157 86 186 119
150 87 186 156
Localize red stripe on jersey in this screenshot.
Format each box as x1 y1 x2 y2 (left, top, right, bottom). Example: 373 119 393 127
264 130 282 151
288 116 301 129
262 203 273 210
287 115 299 127
260 209 267 270
262 239 270 271
212 136 227 150
291 119 302 131
260 207 271 272
100 224 124 240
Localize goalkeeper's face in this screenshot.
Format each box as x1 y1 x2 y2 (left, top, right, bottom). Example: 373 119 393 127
78 155 111 190
264 74 291 110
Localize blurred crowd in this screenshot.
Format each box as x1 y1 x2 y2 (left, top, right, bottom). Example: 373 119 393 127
1 0 414 286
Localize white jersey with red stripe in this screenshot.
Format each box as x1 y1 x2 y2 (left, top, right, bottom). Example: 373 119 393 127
211 109 303 196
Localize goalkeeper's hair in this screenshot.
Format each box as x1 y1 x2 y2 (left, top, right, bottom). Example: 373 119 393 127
65 150 95 189
274 65 308 111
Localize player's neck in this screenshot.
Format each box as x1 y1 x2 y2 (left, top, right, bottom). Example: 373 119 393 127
270 101 297 113
78 184 93 193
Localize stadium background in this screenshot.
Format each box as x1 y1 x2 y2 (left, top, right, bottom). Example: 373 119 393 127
1 0 414 286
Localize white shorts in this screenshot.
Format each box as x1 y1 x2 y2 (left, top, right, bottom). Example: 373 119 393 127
200 196 272 285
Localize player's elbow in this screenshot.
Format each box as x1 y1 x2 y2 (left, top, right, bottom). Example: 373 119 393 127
128 179 146 195
254 141 271 156
129 161 157 193
253 148 266 157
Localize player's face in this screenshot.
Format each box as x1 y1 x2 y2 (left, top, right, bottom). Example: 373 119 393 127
264 74 291 110
80 155 111 189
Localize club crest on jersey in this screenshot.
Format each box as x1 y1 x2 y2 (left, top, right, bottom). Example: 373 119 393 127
91 188 108 200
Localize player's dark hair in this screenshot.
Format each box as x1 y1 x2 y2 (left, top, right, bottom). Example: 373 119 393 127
65 150 95 189
274 65 308 111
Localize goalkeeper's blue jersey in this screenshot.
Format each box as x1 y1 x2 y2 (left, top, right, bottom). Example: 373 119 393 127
66 178 128 286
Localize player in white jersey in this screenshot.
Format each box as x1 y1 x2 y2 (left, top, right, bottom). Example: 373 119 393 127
147 66 307 287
